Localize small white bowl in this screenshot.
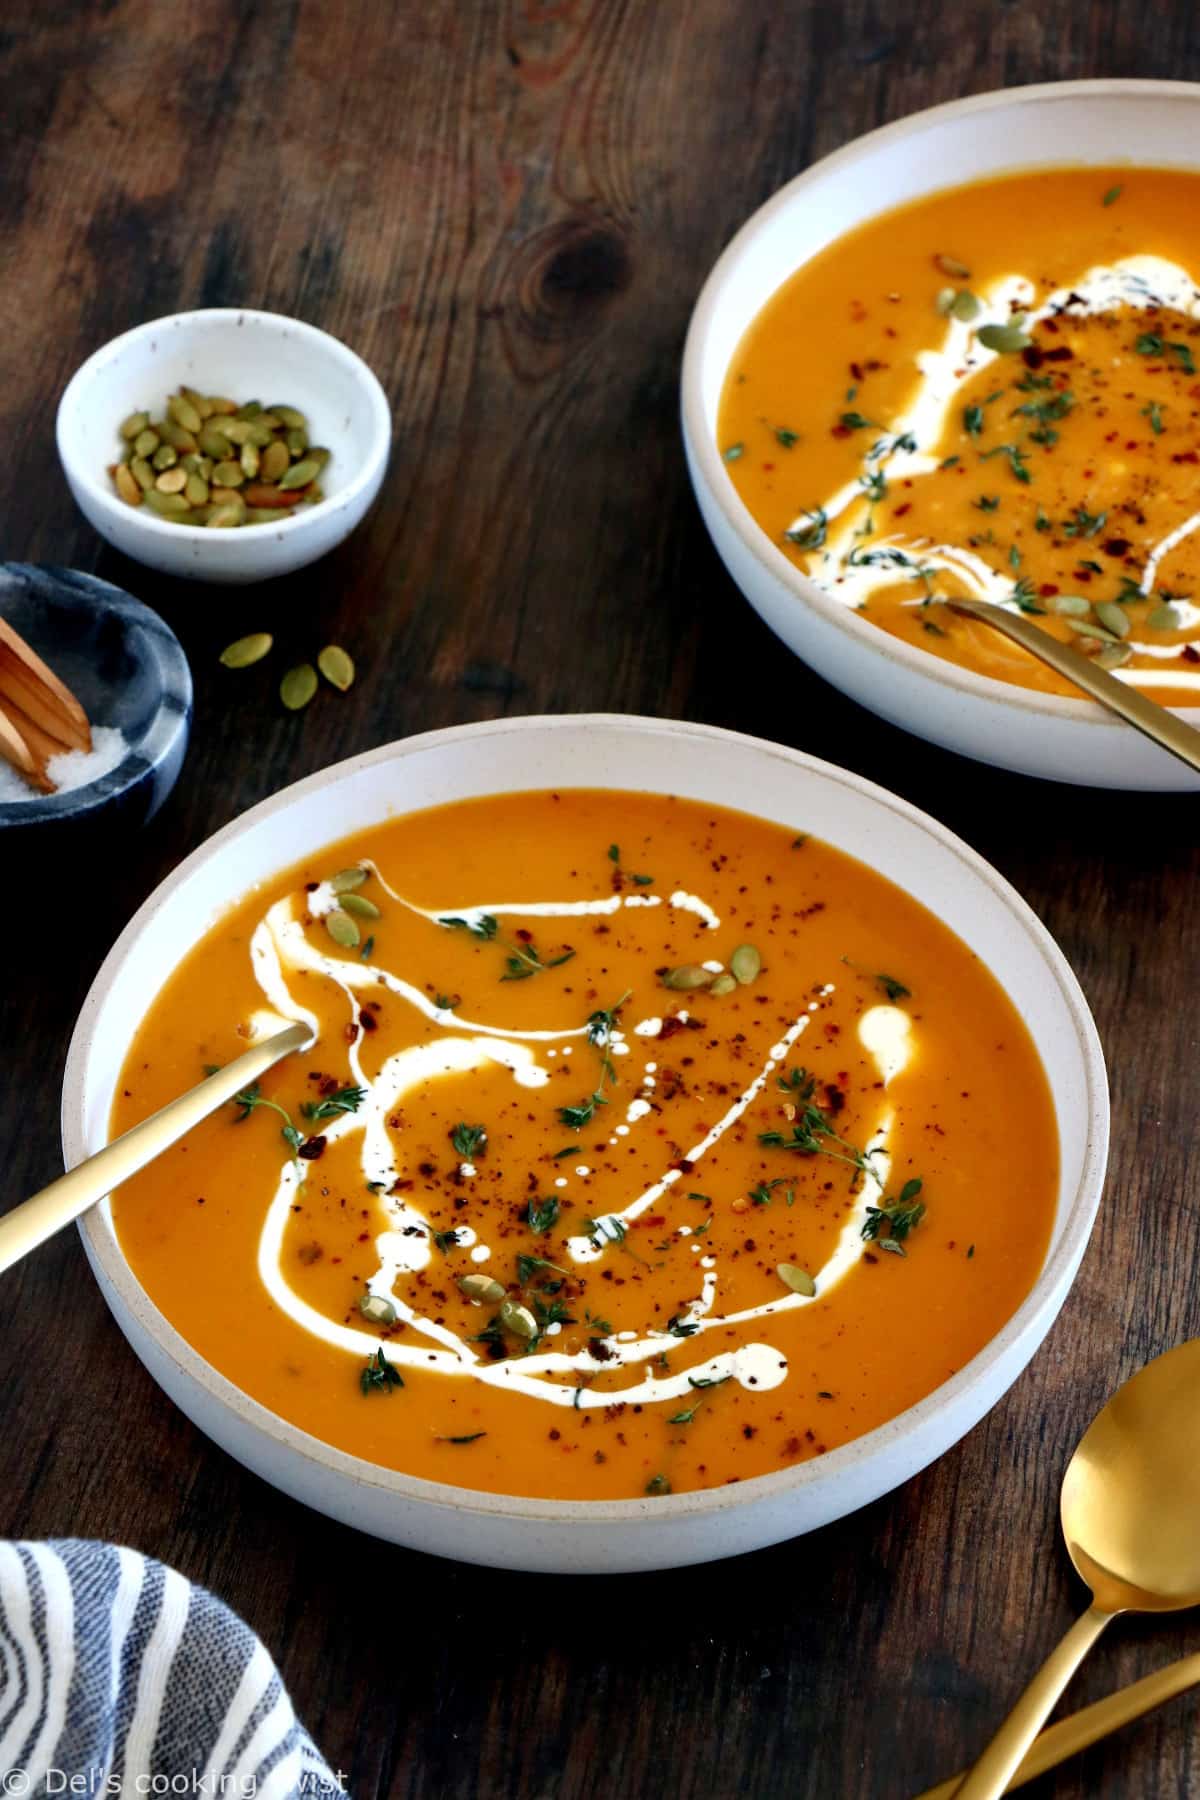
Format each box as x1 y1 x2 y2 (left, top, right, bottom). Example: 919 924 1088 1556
61 715 1108 1573
57 309 391 586
682 79 1200 790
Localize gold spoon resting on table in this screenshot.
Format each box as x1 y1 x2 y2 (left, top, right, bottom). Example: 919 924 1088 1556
917 1649 1200 1798
942 1339 1200 1800
945 598 1200 777
0 1020 310 1277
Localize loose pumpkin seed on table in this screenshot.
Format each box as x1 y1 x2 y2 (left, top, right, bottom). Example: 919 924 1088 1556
280 663 318 710
317 644 355 691
107 388 330 526
219 633 273 670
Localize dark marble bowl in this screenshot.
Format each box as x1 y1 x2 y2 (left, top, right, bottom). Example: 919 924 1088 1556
0 564 191 841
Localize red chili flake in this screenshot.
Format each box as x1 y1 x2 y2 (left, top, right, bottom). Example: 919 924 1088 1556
298 1136 327 1161
849 361 864 381
304 881 319 892
515 928 533 943
1103 538 1130 557
1073 568 1095 583
358 1011 378 1032
1183 645 1200 663
673 1158 696 1174
1173 451 1200 465
1044 345 1074 362
629 1214 666 1229
892 502 912 518
1021 346 1044 369
831 424 851 439
1038 583 1060 597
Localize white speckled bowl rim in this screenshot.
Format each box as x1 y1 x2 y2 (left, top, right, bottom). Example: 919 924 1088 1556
681 78 1200 732
61 715 1108 1540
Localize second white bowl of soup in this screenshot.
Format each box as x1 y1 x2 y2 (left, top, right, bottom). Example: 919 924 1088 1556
62 716 1107 1571
682 79 1200 789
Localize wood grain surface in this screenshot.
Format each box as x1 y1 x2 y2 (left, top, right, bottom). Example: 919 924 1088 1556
3 4 1200 1795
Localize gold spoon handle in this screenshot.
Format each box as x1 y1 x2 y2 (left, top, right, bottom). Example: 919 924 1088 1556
946 598 1200 776
950 1604 1115 1799
0 1021 311 1277
914 1649 1200 1799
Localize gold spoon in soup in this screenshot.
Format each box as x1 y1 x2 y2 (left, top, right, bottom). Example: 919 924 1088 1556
947 1339 1200 1800
945 598 1200 777
0 1020 311 1276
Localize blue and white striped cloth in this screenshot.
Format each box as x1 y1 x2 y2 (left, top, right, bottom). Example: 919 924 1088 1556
0 1542 343 1798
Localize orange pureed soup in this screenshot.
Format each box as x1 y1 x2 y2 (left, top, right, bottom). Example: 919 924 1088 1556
720 167 1200 706
110 790 1058 1501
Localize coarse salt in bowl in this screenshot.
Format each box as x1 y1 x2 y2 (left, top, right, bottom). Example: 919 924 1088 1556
56 309 392 586
0 564 192 839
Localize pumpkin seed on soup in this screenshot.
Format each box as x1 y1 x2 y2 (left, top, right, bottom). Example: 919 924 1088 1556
730 944 761 985
338 893 380 919
976 320 1032 352
661 964 712 991
460 1274 506 1304
324 908 360 948
1094 602 1131 639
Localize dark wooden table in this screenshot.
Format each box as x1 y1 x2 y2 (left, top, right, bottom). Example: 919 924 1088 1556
4 5 1200 1795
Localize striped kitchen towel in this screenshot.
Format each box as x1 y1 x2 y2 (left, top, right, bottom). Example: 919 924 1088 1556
0 1541 344 1798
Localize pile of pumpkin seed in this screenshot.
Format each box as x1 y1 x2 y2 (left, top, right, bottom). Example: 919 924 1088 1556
660 942 761 998
110 389 330 527
323 865 380 951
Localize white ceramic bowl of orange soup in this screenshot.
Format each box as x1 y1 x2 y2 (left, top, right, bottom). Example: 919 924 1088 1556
62 716 1107 1572
682 80 1200 789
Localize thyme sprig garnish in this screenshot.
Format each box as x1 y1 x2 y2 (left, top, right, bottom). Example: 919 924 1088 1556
450 1121 487 1158
301 1085 366 1122
840 957 910 1001
527 1196 560 1235
1136 332 1196 374
558 990 631 1131
606 843 654 886
758 1067 878 1185
218 1076 304 1157
784 507 828 550
862 1177 926 1256
669 1369 734 1425
438 912 576 983
360 1348 404 1395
